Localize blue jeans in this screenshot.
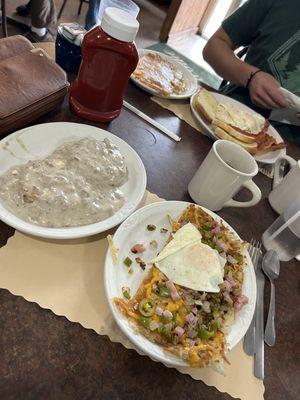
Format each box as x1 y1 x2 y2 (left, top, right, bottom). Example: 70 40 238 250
85 0 101 30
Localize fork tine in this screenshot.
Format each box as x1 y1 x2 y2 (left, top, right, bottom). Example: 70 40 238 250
253 240 262 268
248 238 262 267
248 238 255 258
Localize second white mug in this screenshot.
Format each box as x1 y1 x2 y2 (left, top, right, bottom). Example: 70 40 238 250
188 140 262 211
269 155 300 214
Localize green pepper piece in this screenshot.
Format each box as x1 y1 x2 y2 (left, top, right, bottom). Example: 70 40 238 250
210 320 219 332
202 223 212 231
158 284 170 298
123 256 133 267
147 224 156 231
139 316 151 329
236 254 244 264
122 287 131 300
139 298 156 317
198 328 215 341
158 326 172 341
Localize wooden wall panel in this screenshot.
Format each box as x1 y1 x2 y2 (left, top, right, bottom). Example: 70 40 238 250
160 0 211 42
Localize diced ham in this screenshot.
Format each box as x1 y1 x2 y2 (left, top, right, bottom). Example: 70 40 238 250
156 307 163 316
163 310 173 319
223 291 233 304
216 239 227 252
202 301 211 313
225 276 240 291
185 312 197 325
227 254 238 264
174 326 185 337
131 243 146 254
211 226 220 234
222 280 231 292
234 295 248 312
166 280 180 301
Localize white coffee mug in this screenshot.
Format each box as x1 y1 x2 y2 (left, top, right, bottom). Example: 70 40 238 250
269 155 300 214
188 140 262 211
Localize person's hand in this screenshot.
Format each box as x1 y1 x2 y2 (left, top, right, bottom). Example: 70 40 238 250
248 71 290 109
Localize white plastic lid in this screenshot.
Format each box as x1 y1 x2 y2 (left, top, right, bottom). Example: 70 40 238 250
101 7 139 42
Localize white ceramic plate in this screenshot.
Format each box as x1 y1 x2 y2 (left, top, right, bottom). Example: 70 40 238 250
0 122 147 239
190 91 286 164
104 201 256 367
131 49 198 100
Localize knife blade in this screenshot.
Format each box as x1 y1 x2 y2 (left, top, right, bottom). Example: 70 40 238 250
243 309 256 355
243 246 261 356
254 254 265 380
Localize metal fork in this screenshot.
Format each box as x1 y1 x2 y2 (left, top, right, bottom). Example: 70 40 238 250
243 239 262 356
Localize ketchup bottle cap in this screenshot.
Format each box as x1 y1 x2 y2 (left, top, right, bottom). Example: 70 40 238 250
101 7 139 42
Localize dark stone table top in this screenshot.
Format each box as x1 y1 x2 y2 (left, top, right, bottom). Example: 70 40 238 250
0 82 299 400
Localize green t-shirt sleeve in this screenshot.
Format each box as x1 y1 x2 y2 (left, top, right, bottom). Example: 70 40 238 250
222 0 274 47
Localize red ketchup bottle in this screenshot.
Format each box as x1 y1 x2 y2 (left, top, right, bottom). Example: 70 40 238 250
70 7 139 122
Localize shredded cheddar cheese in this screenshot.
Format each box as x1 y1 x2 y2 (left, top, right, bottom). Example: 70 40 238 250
107 235 119 264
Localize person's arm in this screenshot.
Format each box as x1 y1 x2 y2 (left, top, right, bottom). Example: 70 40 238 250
203 27 289 109
203 27 256 87
203 0 289 110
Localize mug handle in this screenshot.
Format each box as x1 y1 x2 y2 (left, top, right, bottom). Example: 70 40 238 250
273 155 297 189
224 180 262 208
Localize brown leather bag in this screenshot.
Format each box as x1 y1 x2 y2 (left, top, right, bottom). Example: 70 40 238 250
0 35 69 136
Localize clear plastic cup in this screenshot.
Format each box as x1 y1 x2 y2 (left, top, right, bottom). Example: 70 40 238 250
262 197 300 261
98 0 140 23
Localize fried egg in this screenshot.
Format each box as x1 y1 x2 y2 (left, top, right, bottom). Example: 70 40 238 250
151 223 226 292
216 103 265 134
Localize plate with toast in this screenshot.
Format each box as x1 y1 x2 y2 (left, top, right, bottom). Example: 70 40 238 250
190 88 286 164
131 49 198 99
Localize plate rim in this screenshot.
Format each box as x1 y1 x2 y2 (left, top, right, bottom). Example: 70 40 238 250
0 122 147 239
104 200 256 367
190 90 286 164
131 48 198 100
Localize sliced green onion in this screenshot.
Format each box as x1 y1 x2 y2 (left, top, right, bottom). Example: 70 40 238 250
147 224 156 231
122 287 131 300
158 285 170 298
123 256 133 267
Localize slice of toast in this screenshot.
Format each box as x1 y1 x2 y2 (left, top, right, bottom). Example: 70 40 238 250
212 119 257 144
213 126 258 154
194 88 218 123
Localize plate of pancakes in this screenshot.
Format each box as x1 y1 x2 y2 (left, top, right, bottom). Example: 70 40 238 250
131 49 198 99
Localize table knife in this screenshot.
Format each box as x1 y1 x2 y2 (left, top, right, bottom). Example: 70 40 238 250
254 255 265 380
244 310 256 356
244 247 261 356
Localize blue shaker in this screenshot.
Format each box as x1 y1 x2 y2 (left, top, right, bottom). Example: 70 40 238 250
55 23 86 75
